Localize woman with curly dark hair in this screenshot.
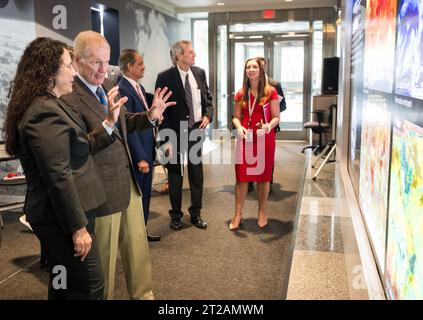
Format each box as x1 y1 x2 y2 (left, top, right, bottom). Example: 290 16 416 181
3 37 126 299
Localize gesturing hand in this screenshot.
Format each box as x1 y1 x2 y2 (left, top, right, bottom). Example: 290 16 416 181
72 227 92 262
148 87 177 121
104 86 128 127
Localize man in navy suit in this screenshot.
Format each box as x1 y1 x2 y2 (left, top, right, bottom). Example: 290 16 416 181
118 49 160 241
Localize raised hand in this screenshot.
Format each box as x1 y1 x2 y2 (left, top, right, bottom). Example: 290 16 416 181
104 86 128 127
148 87 176 121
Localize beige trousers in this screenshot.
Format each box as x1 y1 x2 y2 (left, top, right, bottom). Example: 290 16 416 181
95 182 154 300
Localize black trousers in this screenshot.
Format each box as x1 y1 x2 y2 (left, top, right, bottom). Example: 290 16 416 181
168 127 204 220
32 214 104 300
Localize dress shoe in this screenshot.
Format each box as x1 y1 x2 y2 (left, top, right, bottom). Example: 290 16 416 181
258 221 268 228
229 218 243 231
258 213 268 228
258 218 268 228
170 219 182 231
190 216 207 229
40 261 52 273
147 233 161 241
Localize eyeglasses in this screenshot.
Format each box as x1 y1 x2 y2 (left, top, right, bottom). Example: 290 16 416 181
82 58 109 69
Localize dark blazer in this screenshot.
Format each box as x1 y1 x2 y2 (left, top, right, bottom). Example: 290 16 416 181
268 77 286 133
155 65 214 139
268 77 286 113
61 77 155 216
18 97 115 234
118 77 155 166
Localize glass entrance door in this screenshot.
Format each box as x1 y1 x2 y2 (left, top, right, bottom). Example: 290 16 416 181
233 40 265 94
271 37 308 140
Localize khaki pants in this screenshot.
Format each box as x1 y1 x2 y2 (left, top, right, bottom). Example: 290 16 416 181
95 183 154 300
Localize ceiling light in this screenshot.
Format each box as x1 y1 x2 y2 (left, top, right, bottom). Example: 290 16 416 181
285 0 293 2
217 2 225 5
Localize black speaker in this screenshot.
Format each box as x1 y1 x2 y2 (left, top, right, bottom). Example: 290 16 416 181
322 57 339 94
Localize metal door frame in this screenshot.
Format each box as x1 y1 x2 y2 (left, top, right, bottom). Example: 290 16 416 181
270 35 310 140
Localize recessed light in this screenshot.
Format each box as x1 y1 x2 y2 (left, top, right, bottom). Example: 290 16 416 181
285 0 293 2
217 2 225 5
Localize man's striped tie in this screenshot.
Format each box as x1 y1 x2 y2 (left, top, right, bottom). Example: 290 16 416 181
96 86 108 114
184 73 195 128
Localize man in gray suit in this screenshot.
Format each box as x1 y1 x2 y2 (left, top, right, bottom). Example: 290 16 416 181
62 31 174 300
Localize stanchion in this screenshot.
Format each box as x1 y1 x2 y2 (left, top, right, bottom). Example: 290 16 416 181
312 104 337 181
312 143 336 180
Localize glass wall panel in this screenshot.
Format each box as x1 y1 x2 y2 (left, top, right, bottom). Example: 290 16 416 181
274 40 305 130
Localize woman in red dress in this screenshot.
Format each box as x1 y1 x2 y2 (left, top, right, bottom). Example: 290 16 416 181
230 58 280 230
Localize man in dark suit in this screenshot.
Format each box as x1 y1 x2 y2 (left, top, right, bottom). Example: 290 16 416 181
117 49 160 242
249 57 286 193
61 31 174 299
155 40 214 231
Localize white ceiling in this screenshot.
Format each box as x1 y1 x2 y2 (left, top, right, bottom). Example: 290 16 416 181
142 0 337 14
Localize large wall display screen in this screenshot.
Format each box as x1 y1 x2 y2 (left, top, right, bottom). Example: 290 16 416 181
348 0 423 300
385 119 423 300
363 0 397 93
395 0 423 99
349 0 367 195
359 101 391 269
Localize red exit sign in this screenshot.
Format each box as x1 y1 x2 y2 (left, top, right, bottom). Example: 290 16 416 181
262 9 275 19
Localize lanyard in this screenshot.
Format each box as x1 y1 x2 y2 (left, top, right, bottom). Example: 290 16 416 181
247 89 257 127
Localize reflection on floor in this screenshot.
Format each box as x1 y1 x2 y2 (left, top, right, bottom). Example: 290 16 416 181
287 152 369 300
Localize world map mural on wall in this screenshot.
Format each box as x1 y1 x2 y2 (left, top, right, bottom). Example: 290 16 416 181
126 2 174 93
0 1 36 132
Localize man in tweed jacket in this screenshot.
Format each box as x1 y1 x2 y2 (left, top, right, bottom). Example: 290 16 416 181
62 31 174 300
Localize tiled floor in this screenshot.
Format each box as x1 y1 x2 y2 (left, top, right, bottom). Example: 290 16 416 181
0 140 306 300
0 140 372 300
286 152 369 300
